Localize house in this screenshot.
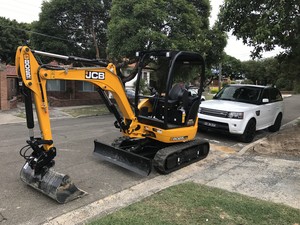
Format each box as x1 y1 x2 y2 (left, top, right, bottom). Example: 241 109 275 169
0 61 153 110
0 63 102 109
0 64 18 110
123 63 151 91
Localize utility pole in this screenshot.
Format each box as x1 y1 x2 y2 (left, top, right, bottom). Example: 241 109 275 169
218 63 222 91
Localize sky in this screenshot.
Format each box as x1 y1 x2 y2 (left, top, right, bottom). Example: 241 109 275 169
0 0 282 61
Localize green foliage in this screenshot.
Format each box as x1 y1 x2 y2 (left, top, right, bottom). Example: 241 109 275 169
221 54 242 79
275 78 293 91
241 79 254 85
210 86 219 94
293 79 300 93
218 0 299 59
241 58 279 86
222 81 229 87
0 17 30 64
134 78 150 95
31 0 111 59
205 26 228 68
107 0 215 61
218 0 299 90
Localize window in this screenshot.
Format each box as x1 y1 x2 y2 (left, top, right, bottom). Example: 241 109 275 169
46 80 66 91
270 88 282 102
215 86 261 103
262 89 269 99
81 81 96 92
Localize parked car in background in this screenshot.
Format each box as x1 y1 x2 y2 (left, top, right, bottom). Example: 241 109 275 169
188 86 206 101
198 84 284 142
125 89 135 98
125 88 136 103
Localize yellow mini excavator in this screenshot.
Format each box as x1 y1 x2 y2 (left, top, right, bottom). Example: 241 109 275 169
16 46 209 203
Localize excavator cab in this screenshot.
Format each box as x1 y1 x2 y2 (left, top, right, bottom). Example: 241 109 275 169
133 51 204 129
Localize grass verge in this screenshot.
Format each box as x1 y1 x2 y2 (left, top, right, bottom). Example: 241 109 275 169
62 106 109 117
89 182 300 225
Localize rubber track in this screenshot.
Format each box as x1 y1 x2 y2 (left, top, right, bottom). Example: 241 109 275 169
153 138 209 174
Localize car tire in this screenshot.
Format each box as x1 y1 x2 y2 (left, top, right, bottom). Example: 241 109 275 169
268 113 282 132
239 119 256 143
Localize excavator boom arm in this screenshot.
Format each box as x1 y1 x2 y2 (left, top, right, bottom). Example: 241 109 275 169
17 47 137 145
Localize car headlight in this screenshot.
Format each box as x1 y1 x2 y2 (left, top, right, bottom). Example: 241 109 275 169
227 112 244 119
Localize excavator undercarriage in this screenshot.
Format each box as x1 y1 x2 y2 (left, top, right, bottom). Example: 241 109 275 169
94 136 209 176
16 46 209 203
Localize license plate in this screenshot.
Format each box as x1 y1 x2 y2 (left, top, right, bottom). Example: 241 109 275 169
204 121 217 127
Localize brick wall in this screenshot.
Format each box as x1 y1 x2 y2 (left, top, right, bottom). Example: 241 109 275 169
0 64 18 110
0 64 9 110
0 63 106 109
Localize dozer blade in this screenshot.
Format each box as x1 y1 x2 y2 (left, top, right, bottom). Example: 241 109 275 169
93 139 152 176
20 162 87 204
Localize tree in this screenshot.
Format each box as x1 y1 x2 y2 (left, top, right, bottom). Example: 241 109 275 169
218 0 299 59
31 0 111 59
241 58 279 85
107 0 211 60
221 54 242 79
205 25 227 68
107 0 227 84
218 0 300 92
0 17 30 64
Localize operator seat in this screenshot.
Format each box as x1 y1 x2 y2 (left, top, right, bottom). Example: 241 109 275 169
168 83 189 109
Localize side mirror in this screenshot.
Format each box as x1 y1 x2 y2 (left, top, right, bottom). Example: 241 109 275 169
262 98 269 103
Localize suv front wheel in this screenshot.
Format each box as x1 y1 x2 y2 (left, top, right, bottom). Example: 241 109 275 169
239 119 256 143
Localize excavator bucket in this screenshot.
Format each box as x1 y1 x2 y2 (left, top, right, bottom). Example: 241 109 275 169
20 162 86 204
93 140 152 176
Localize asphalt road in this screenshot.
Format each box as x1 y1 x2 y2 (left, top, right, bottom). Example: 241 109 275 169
0 115 155 224
0 95 299 224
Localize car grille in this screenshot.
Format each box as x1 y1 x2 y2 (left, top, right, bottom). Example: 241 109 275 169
200 108 228 118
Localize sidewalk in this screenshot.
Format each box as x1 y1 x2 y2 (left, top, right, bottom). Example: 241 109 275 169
43 148 300 225
0 103 98 125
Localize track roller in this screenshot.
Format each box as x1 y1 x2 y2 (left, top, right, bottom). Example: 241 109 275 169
153 139 209 174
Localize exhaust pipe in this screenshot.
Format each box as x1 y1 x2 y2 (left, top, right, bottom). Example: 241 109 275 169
20 162 86 204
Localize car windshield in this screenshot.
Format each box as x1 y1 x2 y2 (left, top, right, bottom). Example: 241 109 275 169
214 86 262 103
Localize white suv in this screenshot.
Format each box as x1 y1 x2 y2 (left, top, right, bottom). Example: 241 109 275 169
198 84 284 142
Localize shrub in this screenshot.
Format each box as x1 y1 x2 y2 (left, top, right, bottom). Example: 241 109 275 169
275 78 293 91
210 86 219 94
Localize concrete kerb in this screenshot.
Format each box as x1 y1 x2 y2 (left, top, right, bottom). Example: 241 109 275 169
42 151 227 225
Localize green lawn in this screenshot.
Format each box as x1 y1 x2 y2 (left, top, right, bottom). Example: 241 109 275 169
89 182 300 225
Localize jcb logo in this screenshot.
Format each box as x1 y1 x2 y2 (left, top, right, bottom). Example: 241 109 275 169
85 71 105 80
24 54 31 80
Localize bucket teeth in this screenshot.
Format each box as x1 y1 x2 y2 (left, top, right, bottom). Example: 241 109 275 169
20 162 87 204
